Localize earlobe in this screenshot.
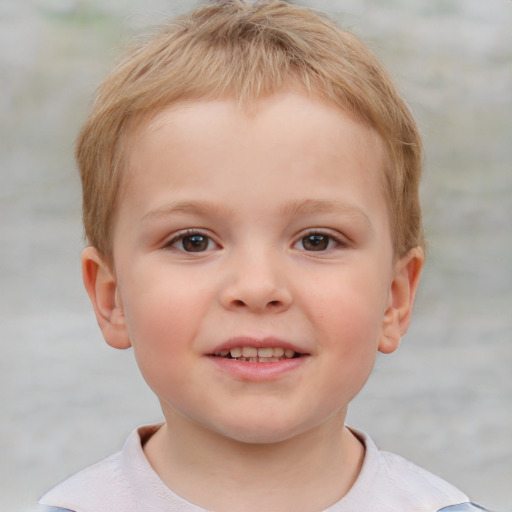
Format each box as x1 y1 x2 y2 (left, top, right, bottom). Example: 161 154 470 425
82 246 132 350
379 247 424 354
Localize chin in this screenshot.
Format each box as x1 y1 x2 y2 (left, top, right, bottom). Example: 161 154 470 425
213 418 312 446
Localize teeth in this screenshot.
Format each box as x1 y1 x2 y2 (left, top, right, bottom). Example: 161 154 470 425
220 346 298 361
257 347 273 357
230 347 242 358
242 347 258 358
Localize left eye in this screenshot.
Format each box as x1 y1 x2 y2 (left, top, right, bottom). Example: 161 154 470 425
169 233 216 252
296 233 338 251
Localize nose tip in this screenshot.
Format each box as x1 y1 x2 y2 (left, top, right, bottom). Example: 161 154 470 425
219 256 292 314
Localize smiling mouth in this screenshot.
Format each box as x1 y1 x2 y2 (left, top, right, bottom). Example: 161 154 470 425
212 346 301 363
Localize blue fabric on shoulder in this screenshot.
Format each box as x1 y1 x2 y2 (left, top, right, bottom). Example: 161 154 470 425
35 506 74 512
438 503 494 512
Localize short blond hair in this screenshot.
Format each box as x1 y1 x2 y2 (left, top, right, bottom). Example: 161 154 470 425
77 0 424 261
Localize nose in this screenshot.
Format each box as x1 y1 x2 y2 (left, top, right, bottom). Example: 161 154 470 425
219 250 293 314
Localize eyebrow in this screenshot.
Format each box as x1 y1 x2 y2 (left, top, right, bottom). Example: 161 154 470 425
141 200 236 222
280 199 372 227
141 198 372 227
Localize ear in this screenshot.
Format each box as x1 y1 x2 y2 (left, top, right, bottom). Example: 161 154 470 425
82 246 132 350
378 247 424 354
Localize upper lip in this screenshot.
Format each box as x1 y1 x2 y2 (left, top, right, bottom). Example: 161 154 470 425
208 336 308 355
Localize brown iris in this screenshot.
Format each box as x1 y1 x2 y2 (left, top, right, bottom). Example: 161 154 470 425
182 234 210 252
301 234 329 251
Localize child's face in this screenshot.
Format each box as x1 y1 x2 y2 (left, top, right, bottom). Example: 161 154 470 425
85 92 421 444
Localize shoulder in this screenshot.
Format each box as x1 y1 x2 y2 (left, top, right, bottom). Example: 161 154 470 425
374 449 493 511
38 425 171 512
330 429 492 512
376 444 469 499
37 427 156 512
437 505 496 512
38 450 131 512
39 424 209 512
32 507 74 512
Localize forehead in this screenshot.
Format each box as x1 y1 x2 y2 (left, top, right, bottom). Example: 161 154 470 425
127 92 384 169
118 92 387 219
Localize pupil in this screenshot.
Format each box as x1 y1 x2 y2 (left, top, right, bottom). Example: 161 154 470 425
303 234 328 251
183 235 208 252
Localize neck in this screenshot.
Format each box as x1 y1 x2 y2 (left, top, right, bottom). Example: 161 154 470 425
144 409 364 512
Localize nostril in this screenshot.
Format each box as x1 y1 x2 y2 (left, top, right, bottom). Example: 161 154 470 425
229 298 283 310
222 285 292 313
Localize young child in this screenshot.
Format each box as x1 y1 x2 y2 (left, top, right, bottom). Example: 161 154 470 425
38 1 492 511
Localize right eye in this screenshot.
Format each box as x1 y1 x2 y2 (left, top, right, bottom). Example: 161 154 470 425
167 231 218 253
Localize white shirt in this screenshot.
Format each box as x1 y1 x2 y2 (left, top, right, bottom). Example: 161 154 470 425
40 425 474 512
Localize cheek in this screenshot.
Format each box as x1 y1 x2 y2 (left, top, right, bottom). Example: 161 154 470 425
302 270 390 395
119 281 201 383
120 261 208 340
313 291 382 406
307 276 388 339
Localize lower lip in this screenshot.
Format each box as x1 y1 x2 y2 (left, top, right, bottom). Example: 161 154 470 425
206 355 308 380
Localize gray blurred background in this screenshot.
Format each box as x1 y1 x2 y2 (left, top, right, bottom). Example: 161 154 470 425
1 0 511 511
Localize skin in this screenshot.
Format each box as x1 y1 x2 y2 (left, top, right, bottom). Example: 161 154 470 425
83 91 423 512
